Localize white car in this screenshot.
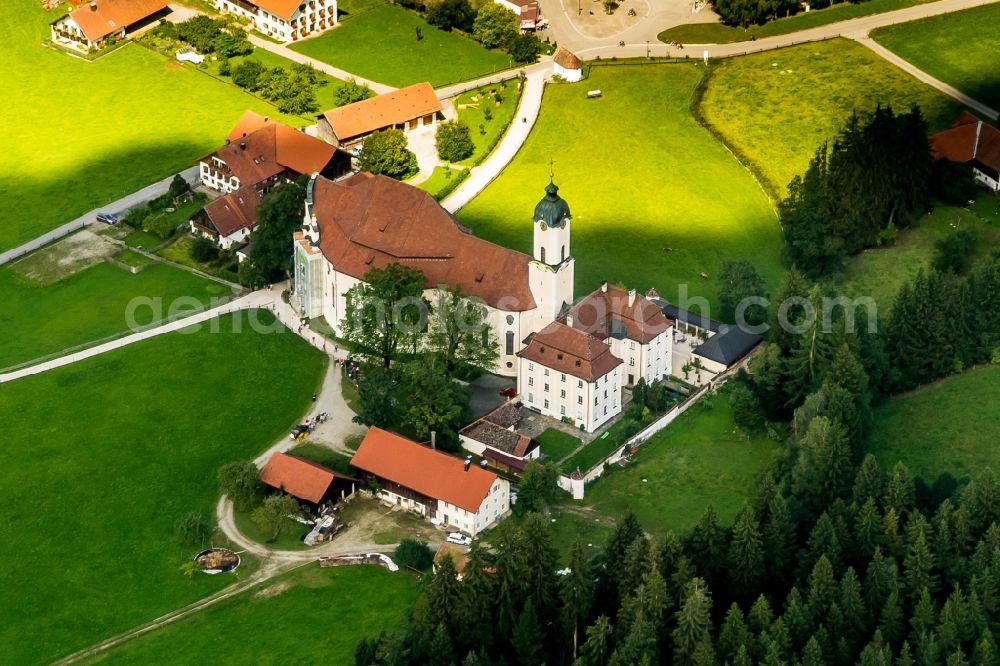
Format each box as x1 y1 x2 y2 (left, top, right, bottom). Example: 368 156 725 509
446 532 472 546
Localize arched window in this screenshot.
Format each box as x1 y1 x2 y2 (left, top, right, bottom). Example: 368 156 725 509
561 245 566 261
505 331 514 355
540 247 546 264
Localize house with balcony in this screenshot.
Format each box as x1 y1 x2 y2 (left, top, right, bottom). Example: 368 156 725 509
192 111 349 247
213 0 337 42
50 0 169 52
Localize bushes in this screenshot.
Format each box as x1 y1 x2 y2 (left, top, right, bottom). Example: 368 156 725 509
230 59 319 115
932 227 977 274
174 512 213 546
231 58 266 90
509 33 542 64
191 236 221 263
394 538 435 571
142 212 175 240
931 158 979 205
218 461 263 512
358 129 418 180
435 120 475 162
334 78 376 107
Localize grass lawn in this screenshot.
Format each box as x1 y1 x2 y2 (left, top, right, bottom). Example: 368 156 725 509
699 38 964 196
207 46 347 111
458 64 783 309
89 564 420 665
416 166 468 199
835 193 1000 312
0 311 326 665
0 262 232 370
550 390 781 555
872 4 1000 112
869 365 1000 481
290 0 513 87
658 0 933 44
123 226 166 250
158 234 240 282
115 249 155 268
233 503 314 551
454 83 522 165
535 428 582 462
1 0 305 252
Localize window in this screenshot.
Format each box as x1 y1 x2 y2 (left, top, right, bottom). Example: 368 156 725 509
540 246 546 263
528 377 534 386
506 314 514 325
544 399 549 409
544 368 549 376
594 396 598 406
629 358 635 366
631 341 636 350
604 390 607 398
561 245 566 261
577 396 583 405
560 390 566 398
560 406 566 415
544 383 549 392
561 373 566 382
505 331 514 355
528 393 533 402
578 380 583 389
528 362 534 371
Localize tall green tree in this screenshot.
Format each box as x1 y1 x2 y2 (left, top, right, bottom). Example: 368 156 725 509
334 78 375 106
241 179 307 287
342 263 429 370
218 461 262 511
427 286 499 376
435 120 475 163
251 493 299 541
718 259 768 326
792 416 853 515
673 578 714 666
472 2 517 48
399 357 470 450
358 129 418 180
729 505 765 598
561 540 594 659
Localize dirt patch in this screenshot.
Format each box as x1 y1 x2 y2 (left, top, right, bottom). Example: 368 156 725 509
255 581 292 599
333 497 443 551
165 61 184 71
10 229 120 284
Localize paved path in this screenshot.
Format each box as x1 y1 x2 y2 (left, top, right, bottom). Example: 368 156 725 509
247 34 396 95
0 291 272 384
441 68 548 213
573 0 1000 60
0 166 199 267
853 33 998 119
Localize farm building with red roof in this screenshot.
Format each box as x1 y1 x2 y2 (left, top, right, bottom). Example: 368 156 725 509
258 452 359 504
350 428 510 535
931 112 1000 191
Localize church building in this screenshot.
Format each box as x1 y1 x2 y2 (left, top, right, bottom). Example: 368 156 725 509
290 172 575 376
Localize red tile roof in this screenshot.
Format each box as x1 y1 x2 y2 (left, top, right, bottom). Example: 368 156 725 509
931 113 1000 175
517 321 622 382
202 186 262 237
63 0 168 41
320 83 443 142
251 0 303 20
553 47 582 69
212 122 337 187
351 427 498 513
226 110 276 143
568 284 673 344
259 452 357 503
311 173 536 311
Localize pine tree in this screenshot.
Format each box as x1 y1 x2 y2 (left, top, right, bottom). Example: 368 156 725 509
802 635 826 666
783 587 813 651
802 512 844 578
518 513 560 628
458 542 497 652
885 462 916 517
687 504 728 589
910 587 937 642
419 555 463 637
427 623 455 666
904 528 938 599
854 454 886 505
729 505 765 598
673 578 713 666
764 493 797 583
749 594 774 635
880 587 905 647
619 534 651 601
718 603 751 663
511 601 543 666
808 555 837 621
578 615 613 666
792 416 853 516
598 511 643 618
561 540 594 660
857 497 884 560
840 566 868 650
865 548 899 618
898 640 915 666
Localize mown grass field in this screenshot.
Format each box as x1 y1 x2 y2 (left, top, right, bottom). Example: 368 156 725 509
459 64 783 309
869 364 1000 481
0 0 303 252
549 391 781 555
290 0 513 87
0 262 232 370
699 38 963 196
88 565 420 665
658 0 933 44
535 428 582 462
834 193 1000 311
0 311 325 665
454 83 521 165
872 4 1000 112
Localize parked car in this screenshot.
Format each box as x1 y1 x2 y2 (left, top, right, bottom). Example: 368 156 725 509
95 212 119 225
446 532 472 546
499 386 518 398
289 425 309 440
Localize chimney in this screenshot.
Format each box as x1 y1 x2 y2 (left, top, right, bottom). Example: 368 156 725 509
90 1 97 10
601 280 608 293
264 116 269 123
566 314 573 327
464 458 472 472
628 289 636 307
430 431 436 450
239 141 246 150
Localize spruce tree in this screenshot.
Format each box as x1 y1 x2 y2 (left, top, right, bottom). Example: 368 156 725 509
808 555 837 621
885 462 917 517
718 603 751 663
578 615 613 666
561 540 593 660
673 578 714 666
729 505 765 598
792 416 853 516
687 504 728 589
511 601 544 666
426 623 455 666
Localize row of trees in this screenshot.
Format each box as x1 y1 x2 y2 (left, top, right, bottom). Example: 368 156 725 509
153 16 254 58
355 448 1000 664
417 0 543 63
343 262 499 449
226 58 325 115
780 105 937 279
711 0 870 28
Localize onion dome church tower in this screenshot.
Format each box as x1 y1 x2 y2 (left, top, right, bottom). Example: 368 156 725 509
528 179 575 333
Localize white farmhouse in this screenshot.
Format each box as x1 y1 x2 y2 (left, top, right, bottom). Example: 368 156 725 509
351 427 511 536
50 0 168 52
931 112 1000 191
212 0 337 43
552 47 583 83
